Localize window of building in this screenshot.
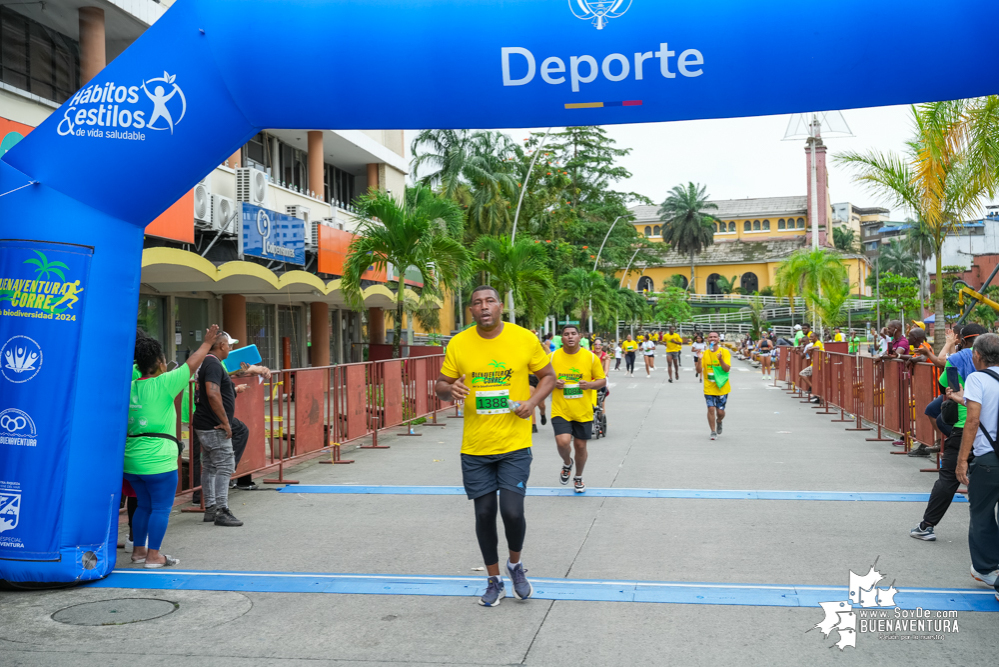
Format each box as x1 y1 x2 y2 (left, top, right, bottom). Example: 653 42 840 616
762 220 770 230
741 272 759 294
672 274 688 289
728 221 736 232
637 276 654 292
778 219 786 230
644 226 652 237
245 133 269 169
797 217 805 229
279 142 307 191
325 164 357 207
137 296 168 347
246 303 276 369
706 273 722 295
278 305 304 369
653 225 661 236
753 220 761 231
744 221 751 232
0 8 80 103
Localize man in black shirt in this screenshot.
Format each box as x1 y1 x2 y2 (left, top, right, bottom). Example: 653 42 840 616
193 332 247 527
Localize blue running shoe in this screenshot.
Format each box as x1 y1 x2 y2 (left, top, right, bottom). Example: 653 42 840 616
507 562 533 600
909 524 936 541
478 576 505 607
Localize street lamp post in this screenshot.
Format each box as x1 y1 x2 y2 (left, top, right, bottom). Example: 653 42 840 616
618 246 642 344
589 215 625 334
508 127 553 326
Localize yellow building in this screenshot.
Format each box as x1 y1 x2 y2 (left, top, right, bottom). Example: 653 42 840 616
621 197 870 296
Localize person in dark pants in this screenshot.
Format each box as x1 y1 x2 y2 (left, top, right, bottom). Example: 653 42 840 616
191 361 270 504
955 333 999 595
911 324 985 541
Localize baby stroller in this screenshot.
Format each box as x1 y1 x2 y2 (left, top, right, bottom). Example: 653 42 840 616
593 386 609 439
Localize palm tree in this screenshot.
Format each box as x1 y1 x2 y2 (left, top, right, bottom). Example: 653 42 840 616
471 236 553 326
658 182 720 292
878 238 920 278
342 186 469 358
832 227 859 254
559 268 614 329
836 97 999 348
773 248 849 333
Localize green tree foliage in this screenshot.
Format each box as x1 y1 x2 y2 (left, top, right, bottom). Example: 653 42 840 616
836 96 999 348
658 182 720 291
832 227 859 253
471 235 553 326
773 248 850 331
342 187 468 357
558 267 615 329
878 239 920 278
878 273 920 322
713 275 739 295
654 286 693 325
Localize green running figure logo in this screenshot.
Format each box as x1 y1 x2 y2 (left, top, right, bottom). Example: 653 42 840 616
1 250 85 317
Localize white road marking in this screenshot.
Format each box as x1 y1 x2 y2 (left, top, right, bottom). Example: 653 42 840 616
627 384 638 389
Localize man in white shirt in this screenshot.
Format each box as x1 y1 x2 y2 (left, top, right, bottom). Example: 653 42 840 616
953 333 999 597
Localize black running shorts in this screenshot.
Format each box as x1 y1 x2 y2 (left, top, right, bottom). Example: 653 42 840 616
460 447 533 500
551 416 593 441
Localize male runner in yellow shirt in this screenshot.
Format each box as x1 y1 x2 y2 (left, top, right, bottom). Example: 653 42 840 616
436 286 556 607
702 331 732 441
664 325 684 383
550 324 606 493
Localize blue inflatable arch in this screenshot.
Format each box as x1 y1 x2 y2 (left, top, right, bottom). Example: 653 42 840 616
0 0 996 583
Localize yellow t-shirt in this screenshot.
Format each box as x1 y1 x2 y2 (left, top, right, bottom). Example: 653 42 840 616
550 348 606 422
701 345 732 396
441 323 550 456
622 340 638 353
833 333 844 342
664 333 683 353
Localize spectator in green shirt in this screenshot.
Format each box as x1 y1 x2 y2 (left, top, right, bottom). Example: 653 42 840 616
125 324 219 568
848 329 862 354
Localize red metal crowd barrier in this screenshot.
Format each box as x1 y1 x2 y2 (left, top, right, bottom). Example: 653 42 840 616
161 355 452 507
781 349 959 483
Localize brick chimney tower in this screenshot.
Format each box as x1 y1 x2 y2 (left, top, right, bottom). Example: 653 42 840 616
804 120 833 247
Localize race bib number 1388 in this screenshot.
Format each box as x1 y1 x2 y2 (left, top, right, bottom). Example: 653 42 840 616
475 389 511 415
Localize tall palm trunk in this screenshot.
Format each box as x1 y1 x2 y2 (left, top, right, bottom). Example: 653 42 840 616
933 247 944 352
689 251 695 292
393 287 405 359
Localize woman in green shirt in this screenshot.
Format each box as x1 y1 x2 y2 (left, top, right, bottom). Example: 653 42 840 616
125 324 218 567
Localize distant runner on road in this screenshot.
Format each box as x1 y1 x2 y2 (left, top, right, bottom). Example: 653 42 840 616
702 331 732 441
664 326 683 383
435 286 555 608
549 324 607 494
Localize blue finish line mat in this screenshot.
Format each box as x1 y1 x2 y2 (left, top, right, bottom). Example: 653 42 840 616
280 485 968 503
87 569 998 611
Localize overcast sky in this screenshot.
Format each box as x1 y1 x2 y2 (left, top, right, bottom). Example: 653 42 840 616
406 104 996 221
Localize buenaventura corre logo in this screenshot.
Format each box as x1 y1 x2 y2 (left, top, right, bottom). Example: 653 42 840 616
57 71 186 141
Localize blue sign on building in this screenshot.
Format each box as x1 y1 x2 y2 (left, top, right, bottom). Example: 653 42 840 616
239 203 305 266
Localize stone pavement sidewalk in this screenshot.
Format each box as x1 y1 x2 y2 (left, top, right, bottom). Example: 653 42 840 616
2 352 996 666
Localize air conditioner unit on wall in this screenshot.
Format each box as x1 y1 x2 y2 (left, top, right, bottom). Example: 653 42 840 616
212 194 237 235
193 172 213 228
236 167 268 206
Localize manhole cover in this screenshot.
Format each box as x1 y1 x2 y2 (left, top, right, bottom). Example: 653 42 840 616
52 598 178 626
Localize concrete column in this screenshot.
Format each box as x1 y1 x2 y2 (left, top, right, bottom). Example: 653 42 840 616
221 294 247 349
368 307 385 344
367 163 380 192
78 7 106 85
310 302 330 367
307 131 324 200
